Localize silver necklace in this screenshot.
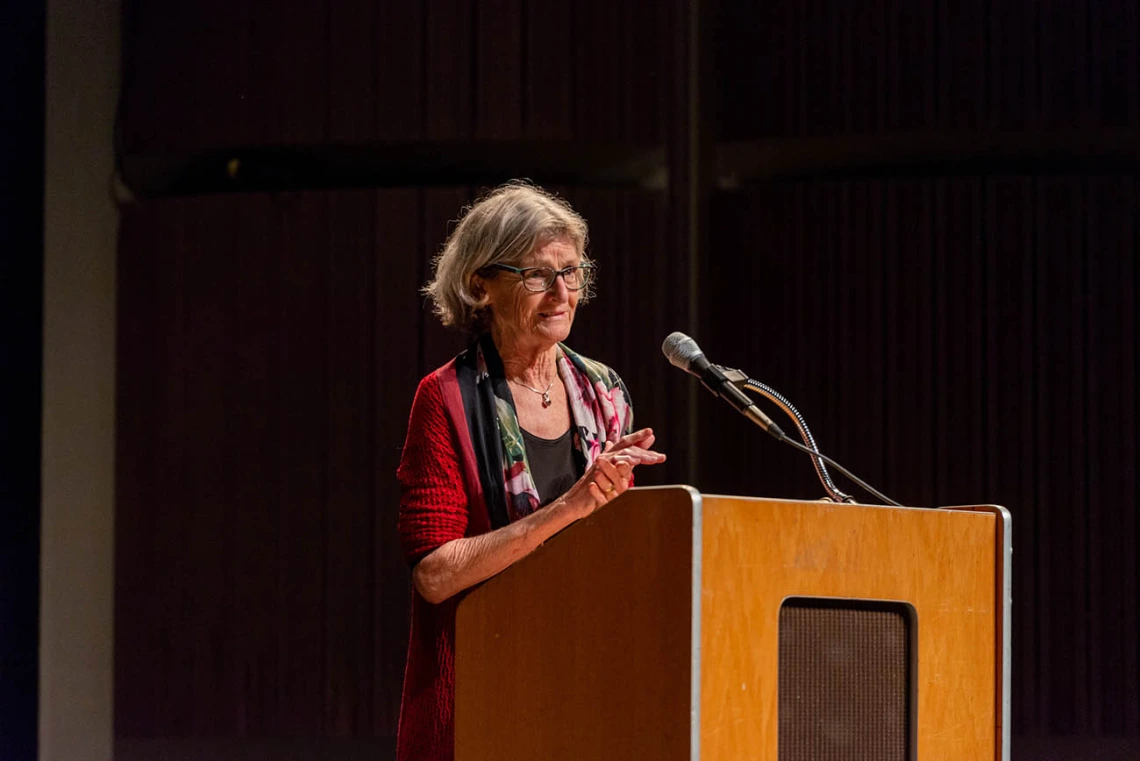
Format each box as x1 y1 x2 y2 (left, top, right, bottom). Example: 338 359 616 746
512 376 556 407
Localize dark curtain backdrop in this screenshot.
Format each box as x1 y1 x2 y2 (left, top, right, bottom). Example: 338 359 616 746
114 187 688 741
718 0 1139 135
119 0 668 150
702 177 1140 738
115 1 1140 759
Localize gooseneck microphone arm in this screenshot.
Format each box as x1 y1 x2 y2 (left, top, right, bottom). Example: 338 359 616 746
661 331 903 508
716 366 854 503
778 435 902 507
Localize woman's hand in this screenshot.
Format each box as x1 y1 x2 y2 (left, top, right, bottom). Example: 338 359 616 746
562 428 666 519
610 428 663 457
412 428 666 603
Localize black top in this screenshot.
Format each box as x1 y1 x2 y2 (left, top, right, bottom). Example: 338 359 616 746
521 427 581 506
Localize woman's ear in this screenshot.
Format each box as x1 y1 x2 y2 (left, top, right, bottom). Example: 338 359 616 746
469 276 487 305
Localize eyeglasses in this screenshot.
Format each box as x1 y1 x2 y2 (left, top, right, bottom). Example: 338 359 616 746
483 263 596 293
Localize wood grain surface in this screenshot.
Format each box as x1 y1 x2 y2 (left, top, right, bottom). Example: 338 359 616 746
455 488 1001 760
700 496 998 761
454 486 699 761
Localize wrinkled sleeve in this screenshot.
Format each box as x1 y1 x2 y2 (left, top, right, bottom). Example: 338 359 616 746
396 373 470 566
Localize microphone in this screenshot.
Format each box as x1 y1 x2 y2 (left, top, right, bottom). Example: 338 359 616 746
661 331 904 507
661 332 786 441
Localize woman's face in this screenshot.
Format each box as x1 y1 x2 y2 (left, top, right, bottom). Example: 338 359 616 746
479 235 582 353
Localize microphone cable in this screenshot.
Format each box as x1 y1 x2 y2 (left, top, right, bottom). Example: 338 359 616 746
777 434 903 507
720 366 901 506
663 331 903 507
716 367 854 503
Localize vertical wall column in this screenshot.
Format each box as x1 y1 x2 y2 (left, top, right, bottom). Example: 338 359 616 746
668 0 717 482
40 0 120 759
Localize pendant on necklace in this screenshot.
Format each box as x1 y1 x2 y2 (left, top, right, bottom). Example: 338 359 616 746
541 391 552 407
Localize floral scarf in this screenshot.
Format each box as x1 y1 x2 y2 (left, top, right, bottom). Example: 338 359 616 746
453 333 634 528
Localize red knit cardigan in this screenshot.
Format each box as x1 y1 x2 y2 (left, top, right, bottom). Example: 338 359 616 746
395 360 492 761
395 352 633 759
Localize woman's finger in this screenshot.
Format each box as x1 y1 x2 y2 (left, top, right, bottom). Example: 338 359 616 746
613 466 633 492
605 433 666 463
608 446 666 465
612 429 655 451
595 457 621 479
587 480 610 506
594 457 625 488
592 470 616 492
602 453 638 469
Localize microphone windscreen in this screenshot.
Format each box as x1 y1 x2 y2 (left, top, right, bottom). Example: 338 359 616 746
661 331 703 371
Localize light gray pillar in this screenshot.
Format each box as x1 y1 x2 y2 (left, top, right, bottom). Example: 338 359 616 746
40 0 120 758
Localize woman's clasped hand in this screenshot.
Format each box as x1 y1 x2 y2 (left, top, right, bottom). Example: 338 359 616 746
567 429 666 515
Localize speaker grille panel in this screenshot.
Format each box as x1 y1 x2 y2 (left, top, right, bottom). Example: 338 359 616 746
778 599 912 761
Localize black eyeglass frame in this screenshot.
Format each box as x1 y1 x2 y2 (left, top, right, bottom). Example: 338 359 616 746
481 262 596 292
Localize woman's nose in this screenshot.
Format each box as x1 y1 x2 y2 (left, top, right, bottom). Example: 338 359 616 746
547 273 570 298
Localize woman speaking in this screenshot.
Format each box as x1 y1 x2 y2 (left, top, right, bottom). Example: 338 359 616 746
395 182 666 760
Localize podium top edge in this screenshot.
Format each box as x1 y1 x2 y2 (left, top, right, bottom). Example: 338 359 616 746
632 485 1005 515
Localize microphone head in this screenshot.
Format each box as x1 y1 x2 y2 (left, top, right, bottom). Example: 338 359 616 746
661 331 704 372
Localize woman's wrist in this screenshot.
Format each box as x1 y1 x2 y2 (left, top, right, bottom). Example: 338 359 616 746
552 488 592 523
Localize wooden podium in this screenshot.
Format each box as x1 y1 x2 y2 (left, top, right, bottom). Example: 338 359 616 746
454 486 1010 761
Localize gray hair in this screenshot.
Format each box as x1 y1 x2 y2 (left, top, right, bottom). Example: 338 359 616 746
424 181 592 332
